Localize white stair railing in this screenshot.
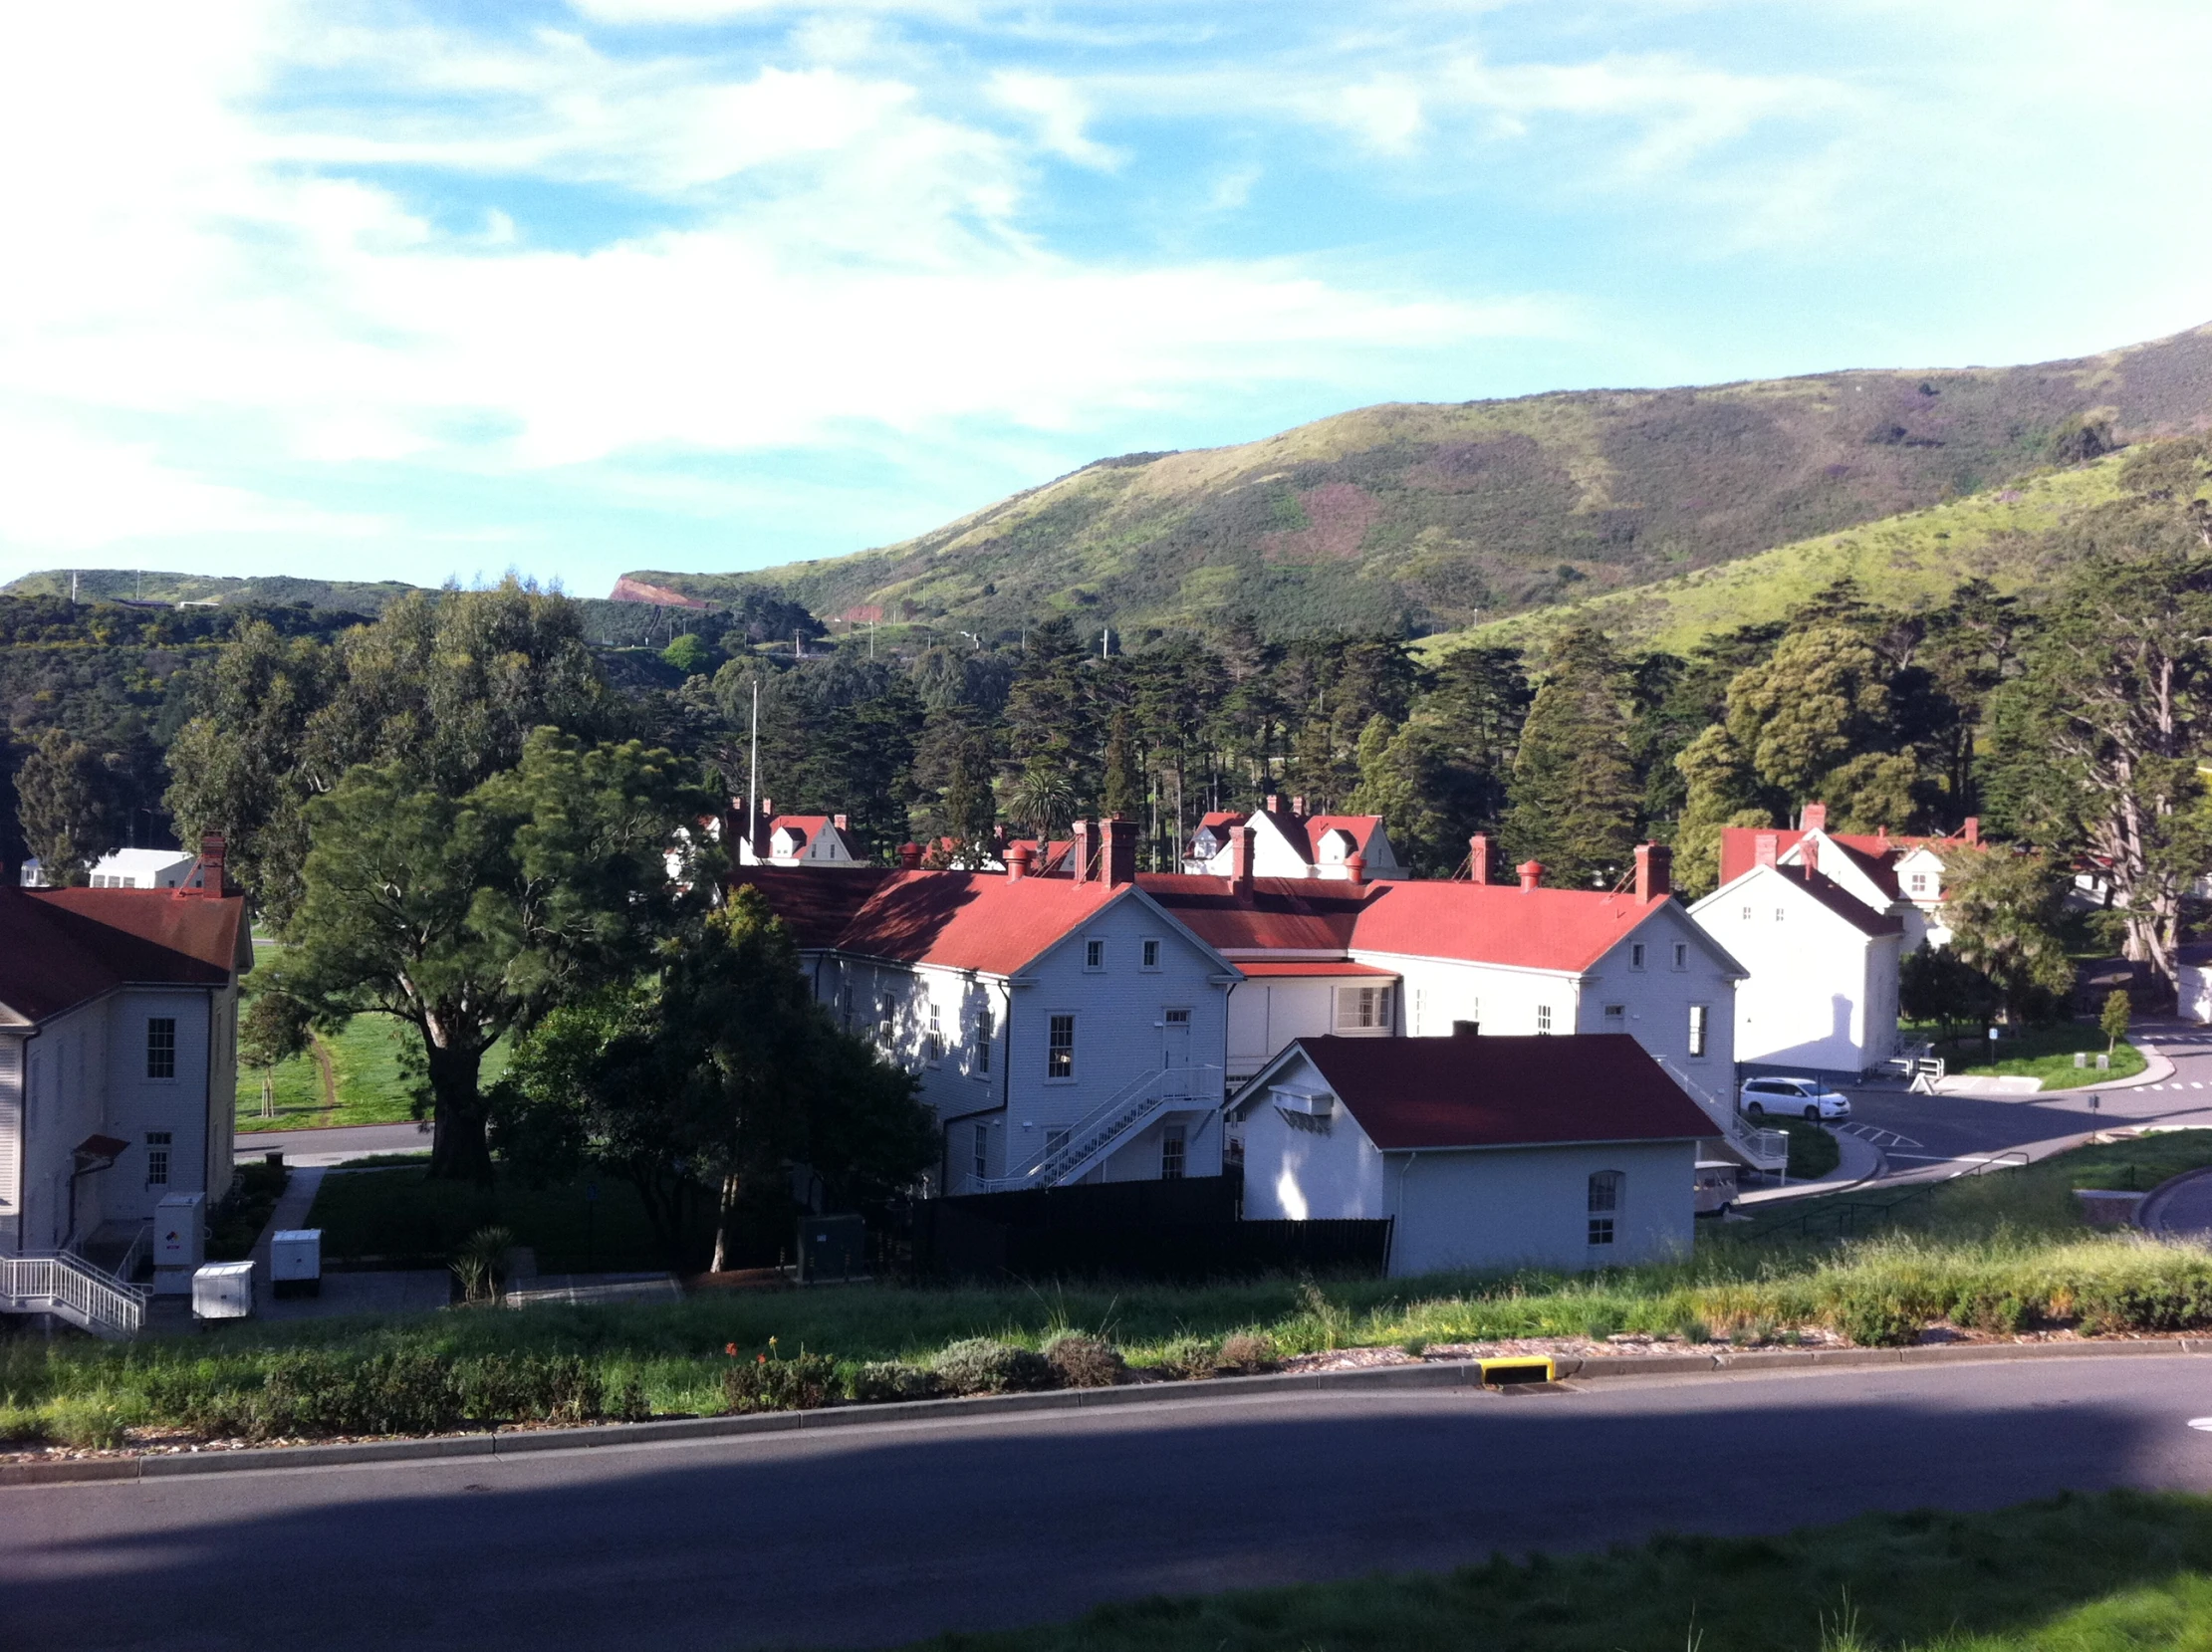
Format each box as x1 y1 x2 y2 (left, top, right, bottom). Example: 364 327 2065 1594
972 1064 1224 1194
1653 1058 1790 1175
0 1251 150 1340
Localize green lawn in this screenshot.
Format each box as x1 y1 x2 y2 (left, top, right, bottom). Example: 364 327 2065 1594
889 1490 2212 1652
236 1016 509 1133
1908 1020 2147 1088
306 1165 712 1274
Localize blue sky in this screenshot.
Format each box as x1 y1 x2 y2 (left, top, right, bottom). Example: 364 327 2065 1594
2 0 2209 596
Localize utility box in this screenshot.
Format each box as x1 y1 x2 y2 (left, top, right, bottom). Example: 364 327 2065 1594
192 1261 255 1319
271 1229 321 1298
797 1214 867 1284
153 1192 206 1296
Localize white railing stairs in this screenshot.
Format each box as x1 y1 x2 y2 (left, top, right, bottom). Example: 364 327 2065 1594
1654 1058 1790 1176
972 1064 1224 1194
0 1250 150 1340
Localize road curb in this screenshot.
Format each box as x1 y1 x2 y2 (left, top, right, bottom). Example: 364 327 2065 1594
2039 1040 2174 1094
7 1336 2204 1489
2138 1165 2212 1236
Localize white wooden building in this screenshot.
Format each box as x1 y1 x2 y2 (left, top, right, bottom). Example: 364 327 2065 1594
1186 797 1407 882
1232 1033 1708 1276
0 838 250 1335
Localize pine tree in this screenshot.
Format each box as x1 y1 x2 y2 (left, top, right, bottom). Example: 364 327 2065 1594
15 727 122 885
1101 710 1140 820
1505 627 1639 887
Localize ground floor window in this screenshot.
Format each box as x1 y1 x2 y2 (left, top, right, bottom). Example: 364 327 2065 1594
1588 1169 1622 1246
145 1131 172 1187
972 1123 989 1183
1160 1125 1187 1180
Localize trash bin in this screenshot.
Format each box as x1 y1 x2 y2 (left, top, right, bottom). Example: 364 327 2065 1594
192 1261 255 1319
271 1229 322 1298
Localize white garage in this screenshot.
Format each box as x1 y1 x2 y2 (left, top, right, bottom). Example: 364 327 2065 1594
1228 1031 1713 1277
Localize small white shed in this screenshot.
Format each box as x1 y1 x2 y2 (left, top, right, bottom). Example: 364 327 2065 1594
1229 1032 1712 1277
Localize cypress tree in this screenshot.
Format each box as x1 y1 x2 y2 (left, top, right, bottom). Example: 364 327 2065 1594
1505 626 1639 888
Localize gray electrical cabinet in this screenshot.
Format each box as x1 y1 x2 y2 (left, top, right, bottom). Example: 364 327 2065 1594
797 1214 867 1284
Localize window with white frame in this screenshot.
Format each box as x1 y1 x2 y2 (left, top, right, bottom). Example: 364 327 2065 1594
1688 1003 1709 1059
1602 1004 1625 1029
1335 985 1393 1031
1160 1125 1187 1181
875 999 894 1051
1084 938 1105 971
1536 1004 1554 1035
1741 905 1753 921
925 1004 942 1064
1047 1014 1076 1079
1629 942 1646 969
1775 908 1787 922
1588 1170 1622 1246
1140 937 1161 971
1910 872 1930 894
146 1018 176 1080
974 1007 993 1075
145 1130 172 1187
972 1123 989 1183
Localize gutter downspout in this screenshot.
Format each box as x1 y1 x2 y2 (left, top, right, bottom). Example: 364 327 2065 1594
1386 1148 1429 1279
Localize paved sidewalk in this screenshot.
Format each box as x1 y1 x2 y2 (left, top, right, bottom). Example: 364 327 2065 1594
235 1121 428 1167
1734 1125 1882 1208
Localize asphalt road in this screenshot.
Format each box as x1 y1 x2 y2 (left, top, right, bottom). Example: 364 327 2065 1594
232 1120 428 1167
1838 1020 2212 1181
8 1357 2212 1652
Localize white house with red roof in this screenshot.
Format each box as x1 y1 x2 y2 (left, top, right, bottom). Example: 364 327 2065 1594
1692 832 1905 1078
1232 1032 1709 1274
1716 804 1983 953
1186 796 1406 882
725 799 861 868
0 836 251 1335
733 819 1238 1196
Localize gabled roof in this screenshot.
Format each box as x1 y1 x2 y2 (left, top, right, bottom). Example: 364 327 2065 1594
1347 879 1687 974
1700 861 1905 938
0 886 250 1025
770 815 832 844
1135 872 1369 953
1246 1034 1715 1150
1251 808 1383 865
733 866 1134 976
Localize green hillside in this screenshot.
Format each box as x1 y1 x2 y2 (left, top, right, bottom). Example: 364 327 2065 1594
1426 451 2132 657
625 322 2212 639
1 569 421 613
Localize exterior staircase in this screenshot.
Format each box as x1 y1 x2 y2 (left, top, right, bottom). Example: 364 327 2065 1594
0 1249 151 1340
1653 1057 1790 1176
972 1065 1224 1194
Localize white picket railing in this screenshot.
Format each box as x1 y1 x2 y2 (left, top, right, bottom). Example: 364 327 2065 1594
0 1251 150 1340
971 1064 1224 1194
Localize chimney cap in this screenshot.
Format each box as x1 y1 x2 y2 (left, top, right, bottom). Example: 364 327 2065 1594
1518 859 1544 891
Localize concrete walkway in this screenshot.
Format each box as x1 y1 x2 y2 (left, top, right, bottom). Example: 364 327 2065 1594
1733 1125 1883 1208
243 1163 449 1322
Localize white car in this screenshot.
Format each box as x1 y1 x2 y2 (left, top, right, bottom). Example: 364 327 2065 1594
1739 1076 1851 1122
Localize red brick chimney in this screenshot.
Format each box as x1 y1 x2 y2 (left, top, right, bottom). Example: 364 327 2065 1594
1102 816 1136 887
1755 831 1780 868
1290 795 1307 819
1801 802 1828 831
1963 817 1980 845
1345 851 1366 888
1518 859 1544 892
1070 820 1094 884
832 813 848 832
1633 842 1671 903
1264 793 1281 814
1801 834 1820 877
1006 842 1034 881
179 832 228 898
1227 824 1253 895
897 841 922 871
1468 833 1493 885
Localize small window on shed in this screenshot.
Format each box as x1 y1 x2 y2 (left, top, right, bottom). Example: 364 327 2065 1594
1588 1171 1622 1246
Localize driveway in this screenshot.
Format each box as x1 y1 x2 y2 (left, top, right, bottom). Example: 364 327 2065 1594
6 1357 2212 1651
233 1121 427 1167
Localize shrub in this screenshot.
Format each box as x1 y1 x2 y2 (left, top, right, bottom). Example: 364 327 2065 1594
46 1391 141 1450
1217 1332 1279 1373
0 1403 48 1445
724 1348 839 1412
1951 1288 2033 1335
850 1362 944 1403
2075 1278 2212 1335
460 1353 604 1426
614 1376 652 1424
931 1338 1055 1395
1043 1334 1126 1389
1148 1335 1223 1381
1834 1295 1922 1347
452 1225 518 1304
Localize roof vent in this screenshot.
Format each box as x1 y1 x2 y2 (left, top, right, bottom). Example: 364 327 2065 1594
1518 859 1544 892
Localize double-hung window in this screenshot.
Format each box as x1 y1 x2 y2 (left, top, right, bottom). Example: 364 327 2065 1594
145 1131 172 1187
925 1004 942 1065
145 1018 176 1080
1047 1014 1076 1080
1536 1005 1554 1035
972 1123 989 1183
1335 985 1393 1031
1588 1171 1622 1246
1084 938 1105 972
1140 938 1161 971
974 1007 993 1075
1672 943 1688 970
1688 1004 1710 1059
1160 1125 1187 1181
1629 943 1646 970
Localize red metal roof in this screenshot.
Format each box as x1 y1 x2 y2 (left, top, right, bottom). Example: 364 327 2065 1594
1347 878 1673 974
0 886 249 1024
1283 1034 1716 1150
1135 873 1369 954
1773 865 1905 937
734 865 1127 975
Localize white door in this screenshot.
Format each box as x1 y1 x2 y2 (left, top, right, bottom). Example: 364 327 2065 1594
1162 1007 1193 1090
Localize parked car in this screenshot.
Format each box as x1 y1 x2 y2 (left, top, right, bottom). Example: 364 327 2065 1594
1739 1076 1851 1121
1693 1159 1740 1217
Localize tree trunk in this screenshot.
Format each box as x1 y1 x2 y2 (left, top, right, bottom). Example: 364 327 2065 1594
423 1039 493 1184
710 1171 741 1274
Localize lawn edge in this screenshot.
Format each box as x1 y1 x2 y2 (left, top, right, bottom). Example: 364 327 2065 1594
9 1336 2204 1489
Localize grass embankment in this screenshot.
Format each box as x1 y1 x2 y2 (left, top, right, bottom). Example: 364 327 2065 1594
896 1490 2212 1652
1908 1021 2147 1088
7 1135 2212 1449
235 1015 510 1133
1777 1118 1842 1179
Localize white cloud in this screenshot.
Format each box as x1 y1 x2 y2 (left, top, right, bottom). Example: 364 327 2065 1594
986 71 1124 169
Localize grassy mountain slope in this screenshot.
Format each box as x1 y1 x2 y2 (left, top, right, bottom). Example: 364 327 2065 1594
1425 451 2132 657
628 322 2212 638
2 569 421 613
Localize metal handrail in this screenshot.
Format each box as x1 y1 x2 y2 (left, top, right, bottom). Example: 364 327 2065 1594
973 1063 1224 1194
0 1250 149 1339
1743 1146 2033 1244
1654 1057 1790 1171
